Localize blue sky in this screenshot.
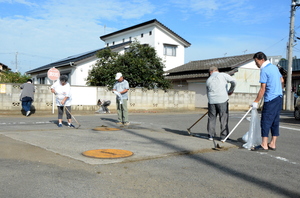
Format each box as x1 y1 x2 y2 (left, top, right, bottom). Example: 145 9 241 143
0 0 299 74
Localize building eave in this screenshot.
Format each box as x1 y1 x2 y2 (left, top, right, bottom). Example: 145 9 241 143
100 19 191 48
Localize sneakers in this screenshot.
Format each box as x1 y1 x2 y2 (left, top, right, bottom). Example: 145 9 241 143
116 122 123 125
124 122 130 126
26 111 31 117
208 135 214 141
58 123 63 127
68 123 75 128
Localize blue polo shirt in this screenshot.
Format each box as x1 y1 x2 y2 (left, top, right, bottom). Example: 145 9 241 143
260 63 283 102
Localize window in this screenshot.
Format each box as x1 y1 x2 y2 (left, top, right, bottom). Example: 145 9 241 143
112 41 115 45
164 44 177 56
129 37 131 41
123 38 125 43
106 43 109 47
149 31 152 36
141 33 143 38
38 77 45 84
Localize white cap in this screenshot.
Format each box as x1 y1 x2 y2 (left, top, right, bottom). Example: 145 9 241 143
115 72 122 80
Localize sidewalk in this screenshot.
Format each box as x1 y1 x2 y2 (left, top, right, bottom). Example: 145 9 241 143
0 107 208 116
0 111 237 165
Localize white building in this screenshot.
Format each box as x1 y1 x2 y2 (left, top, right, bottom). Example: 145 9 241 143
100 19 191 71
26 19 191 85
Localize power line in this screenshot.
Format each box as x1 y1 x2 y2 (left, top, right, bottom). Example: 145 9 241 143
0 52 58 60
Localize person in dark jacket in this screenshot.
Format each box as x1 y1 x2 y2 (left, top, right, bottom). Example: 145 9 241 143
20 79 35 116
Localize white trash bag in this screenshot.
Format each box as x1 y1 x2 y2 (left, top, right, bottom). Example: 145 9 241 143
113 91 123 104
242 109 261 150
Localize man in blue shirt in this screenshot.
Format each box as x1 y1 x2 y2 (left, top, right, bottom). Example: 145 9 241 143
113 72 130 125
251 52 284 152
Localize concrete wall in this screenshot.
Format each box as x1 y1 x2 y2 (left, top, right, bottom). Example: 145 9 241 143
1 83 292 112
0 83 195 112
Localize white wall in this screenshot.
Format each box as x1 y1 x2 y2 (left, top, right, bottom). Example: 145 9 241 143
71 58 98 86
188 81 207 108
104 26 155 47
233 61 260 93
154 27 185 71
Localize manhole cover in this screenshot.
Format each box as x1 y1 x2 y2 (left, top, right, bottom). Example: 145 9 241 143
82 149 133 159
93 127 121 131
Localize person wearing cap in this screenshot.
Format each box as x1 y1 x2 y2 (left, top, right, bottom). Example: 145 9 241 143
113 72 130 125
20 79 35 117
50 75 75 128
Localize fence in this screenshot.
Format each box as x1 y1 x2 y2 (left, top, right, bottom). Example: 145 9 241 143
0 83 293 112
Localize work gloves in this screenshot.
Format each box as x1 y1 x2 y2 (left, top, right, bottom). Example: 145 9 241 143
251 102 258 109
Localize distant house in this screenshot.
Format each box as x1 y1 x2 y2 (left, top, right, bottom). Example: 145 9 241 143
0 63 11 73
165 54 282 107
26 19 191 85
278 58 300 95
26 42 130 85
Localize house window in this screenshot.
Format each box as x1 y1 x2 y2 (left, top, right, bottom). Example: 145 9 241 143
123 38 125 43
106 43 109 47
38 77 45 84
112 41 115 45
149 31 152 36
164 44 177 56
129 37 131 41
141 33 143 38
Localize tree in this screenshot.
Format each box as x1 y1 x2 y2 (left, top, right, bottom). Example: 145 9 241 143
0 71 31 83
86 41 171 90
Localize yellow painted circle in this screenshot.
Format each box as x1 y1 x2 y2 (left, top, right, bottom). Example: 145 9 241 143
93 127 121 131
82 149 134 159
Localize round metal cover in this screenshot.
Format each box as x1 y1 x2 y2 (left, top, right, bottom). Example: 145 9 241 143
82 149 134 159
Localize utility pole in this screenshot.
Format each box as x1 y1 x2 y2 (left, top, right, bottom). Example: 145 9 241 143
15 52 18 72
286 0 300 110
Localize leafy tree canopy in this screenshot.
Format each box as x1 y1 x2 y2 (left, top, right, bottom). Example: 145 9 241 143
86 41 171 90
0 71 31 83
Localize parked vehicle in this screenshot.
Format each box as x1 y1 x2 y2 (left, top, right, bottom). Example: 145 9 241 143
294 96 300 120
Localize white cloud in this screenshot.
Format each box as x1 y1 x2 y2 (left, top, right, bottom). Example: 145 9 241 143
0 0 157 72
0 0 37 6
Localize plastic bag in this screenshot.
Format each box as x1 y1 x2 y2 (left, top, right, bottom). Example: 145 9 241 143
113 91 123 104
242 109 262 150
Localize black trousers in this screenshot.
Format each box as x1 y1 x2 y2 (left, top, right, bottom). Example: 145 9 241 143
57 106 71 119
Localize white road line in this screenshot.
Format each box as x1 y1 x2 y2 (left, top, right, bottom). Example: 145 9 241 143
279 126 300 131
0 121 52 125
259 152 299 165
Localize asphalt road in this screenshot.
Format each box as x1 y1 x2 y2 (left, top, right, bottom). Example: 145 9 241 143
0 110 299 198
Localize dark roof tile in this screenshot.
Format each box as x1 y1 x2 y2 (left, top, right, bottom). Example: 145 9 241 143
166 53 255 73
26 41 131 74
278 59 300 71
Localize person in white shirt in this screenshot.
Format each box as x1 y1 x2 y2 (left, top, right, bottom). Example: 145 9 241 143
113 72 130 125
50 75 75 128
